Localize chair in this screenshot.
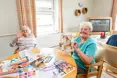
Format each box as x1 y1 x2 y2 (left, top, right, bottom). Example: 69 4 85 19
77 44 105 78
102 44 117 77
76 61 104 78
5 53 20 60
13 48 19 54
2 76 18 78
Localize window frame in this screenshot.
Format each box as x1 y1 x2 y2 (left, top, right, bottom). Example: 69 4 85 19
36 0 59 35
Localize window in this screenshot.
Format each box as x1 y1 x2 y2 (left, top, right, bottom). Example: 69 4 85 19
36 0 59 35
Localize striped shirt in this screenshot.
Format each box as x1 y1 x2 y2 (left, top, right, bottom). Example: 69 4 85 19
10 34 37 51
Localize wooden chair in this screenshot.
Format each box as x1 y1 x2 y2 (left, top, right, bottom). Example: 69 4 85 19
2 76 18 78
102 44 117 77
77 60 104 78
5 53 20 60
13 48 19 54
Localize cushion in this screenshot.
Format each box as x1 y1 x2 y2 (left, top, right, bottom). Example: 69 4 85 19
95 44 117 68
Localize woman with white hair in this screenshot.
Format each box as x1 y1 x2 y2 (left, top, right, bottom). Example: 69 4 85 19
72 22 97 74
10 26 37 53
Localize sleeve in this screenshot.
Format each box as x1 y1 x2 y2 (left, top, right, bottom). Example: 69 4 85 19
85 43 97 57
74 36 80 42
10 38 18 47
74 37 78 42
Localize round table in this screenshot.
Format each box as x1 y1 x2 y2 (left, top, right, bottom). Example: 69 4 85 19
1 48 77 78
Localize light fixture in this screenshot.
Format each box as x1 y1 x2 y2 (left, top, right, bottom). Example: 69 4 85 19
78 2 83 7
77 0 83 7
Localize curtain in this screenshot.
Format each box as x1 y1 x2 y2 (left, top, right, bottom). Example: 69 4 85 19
111 0 117 30
16 0 36 36
59 0 63 33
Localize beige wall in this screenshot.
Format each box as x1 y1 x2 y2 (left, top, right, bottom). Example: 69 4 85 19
0 0 19 36
0 0 19 59
92 0 113 17
63 0 113 33
62 0 93 32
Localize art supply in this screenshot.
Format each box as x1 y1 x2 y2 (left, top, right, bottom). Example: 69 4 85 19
30 57 44 68
40 65 56 71
44 56 53 63
54 60 75 76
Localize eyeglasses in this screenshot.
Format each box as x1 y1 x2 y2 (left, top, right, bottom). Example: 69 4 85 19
75 7 88 16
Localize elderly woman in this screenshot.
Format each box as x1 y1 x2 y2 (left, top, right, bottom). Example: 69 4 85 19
10 26 37 52
72 22 97 74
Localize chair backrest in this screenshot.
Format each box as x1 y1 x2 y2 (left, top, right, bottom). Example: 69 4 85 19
103 44 117 68
73 32 80 38
5 53 20 60
95 44 105 62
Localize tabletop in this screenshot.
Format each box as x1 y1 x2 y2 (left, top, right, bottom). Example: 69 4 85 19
0 48 77 78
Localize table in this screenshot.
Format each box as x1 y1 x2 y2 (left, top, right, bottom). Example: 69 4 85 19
91 35 110 44
0 48 77 78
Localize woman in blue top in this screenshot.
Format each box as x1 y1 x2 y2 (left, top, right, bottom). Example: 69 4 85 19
72 22 97 74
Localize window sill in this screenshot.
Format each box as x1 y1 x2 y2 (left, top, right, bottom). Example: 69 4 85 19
37 32 60 37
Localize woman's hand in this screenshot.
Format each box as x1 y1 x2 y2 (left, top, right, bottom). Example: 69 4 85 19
72 42 78 50
16 31 22 39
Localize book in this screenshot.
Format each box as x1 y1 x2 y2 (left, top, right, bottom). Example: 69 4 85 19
54 60 75 77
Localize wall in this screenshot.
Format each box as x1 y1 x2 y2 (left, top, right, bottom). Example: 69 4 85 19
0 0 19 36
0 36 16 60
62 0 113 33
92 0 113 17
62 0 93 32
0 0 19 60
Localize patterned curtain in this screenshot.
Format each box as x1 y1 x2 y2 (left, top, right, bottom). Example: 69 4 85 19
111 0 117 30
59 0 63 33
16 0 36 36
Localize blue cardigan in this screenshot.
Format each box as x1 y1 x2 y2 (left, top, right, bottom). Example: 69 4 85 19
106 35 117 46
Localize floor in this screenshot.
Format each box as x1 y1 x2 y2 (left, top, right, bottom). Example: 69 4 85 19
91 71 117 78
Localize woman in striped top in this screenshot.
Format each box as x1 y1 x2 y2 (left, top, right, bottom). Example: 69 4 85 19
10 26 37 53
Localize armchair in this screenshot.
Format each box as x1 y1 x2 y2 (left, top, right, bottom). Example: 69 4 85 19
77 60 104 78
103 44 117 77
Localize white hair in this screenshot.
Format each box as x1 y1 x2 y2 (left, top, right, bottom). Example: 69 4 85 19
21 26 31 34
79 22 93 31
